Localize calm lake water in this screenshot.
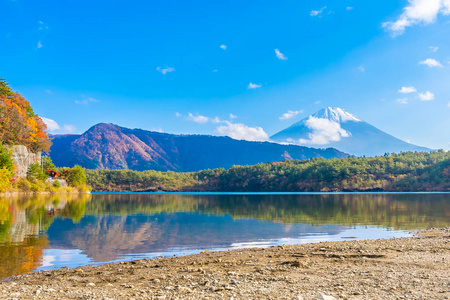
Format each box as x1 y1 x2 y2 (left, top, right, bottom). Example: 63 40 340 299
0 192 449 279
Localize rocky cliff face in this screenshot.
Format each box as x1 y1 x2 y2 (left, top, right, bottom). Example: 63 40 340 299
10 145 41 178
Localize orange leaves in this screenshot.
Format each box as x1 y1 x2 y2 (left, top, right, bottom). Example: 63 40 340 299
0 92 52 153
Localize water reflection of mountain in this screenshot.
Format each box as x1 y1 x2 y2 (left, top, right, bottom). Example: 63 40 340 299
47 213 341 262
1 193 449 276
46 193 450 262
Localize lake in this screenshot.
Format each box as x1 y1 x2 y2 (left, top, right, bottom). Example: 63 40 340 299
0 192 449 279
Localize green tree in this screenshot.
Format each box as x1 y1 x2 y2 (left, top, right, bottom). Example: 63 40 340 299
42 156 56 171
0 143 13 172
27 163 46 181
67 165 87 187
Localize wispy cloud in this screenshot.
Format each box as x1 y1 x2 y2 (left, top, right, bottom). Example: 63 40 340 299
429 46 439 52
216 121 269 141
229 113 237 119
62 124 77 133
358 65 365 72
41 117 77 133
75 96 100 105
279 110 303 120
175 112 182 117
248 82 262 89
397 98 409 104
346 6 354 11
310 6 326 17
38 20 48 31
156 66 175 75
399 86 417 94
275 49 287 60
448 101 450 107
187 113 209 124
383 0 450 36
220 44 227 50
419 58 443 67
37 41 43 49
418 91 435 101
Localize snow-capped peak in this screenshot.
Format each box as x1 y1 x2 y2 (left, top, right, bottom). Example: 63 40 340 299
312 107 362 123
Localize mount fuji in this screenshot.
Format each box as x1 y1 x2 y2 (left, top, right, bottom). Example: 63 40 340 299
270 107 431 157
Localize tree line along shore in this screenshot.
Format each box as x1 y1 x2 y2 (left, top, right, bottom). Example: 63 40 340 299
86 150 450 192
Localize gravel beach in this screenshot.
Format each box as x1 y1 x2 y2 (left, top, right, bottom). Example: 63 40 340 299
1 228 449 300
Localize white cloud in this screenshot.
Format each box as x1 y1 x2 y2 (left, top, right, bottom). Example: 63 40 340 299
37 41 43 48
41 117 61 131
279 110 303 120
216 121 269 141
187 113 209 124
346 6 354 11
248 82 262 89
75 96 100 105
62 124 77 133
419 58 443 67
220 44 227 50
358 65 365 72
41 117 77 133
298 117 350 145
212 69 218 72
156 66 175 75
399 86 417 93
418 91 435 101
275 49 287 60
383 0 450 36
314 100 321 105
429 46 439 52
175 112 182 117
211 117 222 124
448 101 450 107
310 6 327 16
229 113 237 119
397 98 409 104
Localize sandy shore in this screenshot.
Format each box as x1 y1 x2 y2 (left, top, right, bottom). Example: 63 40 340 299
1 228 449 300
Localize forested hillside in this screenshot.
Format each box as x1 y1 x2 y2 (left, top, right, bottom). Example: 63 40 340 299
86 151 450 192
50 123 347 172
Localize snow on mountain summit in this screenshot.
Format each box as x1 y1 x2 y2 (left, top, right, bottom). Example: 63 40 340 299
312 107 362 123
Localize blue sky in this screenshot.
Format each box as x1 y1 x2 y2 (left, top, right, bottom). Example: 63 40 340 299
1 0 450 150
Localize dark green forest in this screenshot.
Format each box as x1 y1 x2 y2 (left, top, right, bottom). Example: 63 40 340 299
86 151 450 192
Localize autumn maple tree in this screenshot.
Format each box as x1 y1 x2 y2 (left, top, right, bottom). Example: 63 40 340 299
0 79 51 153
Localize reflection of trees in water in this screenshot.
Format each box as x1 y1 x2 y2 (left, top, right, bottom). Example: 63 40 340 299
87 193 450 230
0 192 449 278
0 235 48 279
0 194 91 278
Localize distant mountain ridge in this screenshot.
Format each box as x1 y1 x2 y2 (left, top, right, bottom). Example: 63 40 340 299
271 107 431 157
50 123 347 171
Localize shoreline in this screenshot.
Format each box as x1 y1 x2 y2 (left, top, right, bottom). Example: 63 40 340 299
1 228 449 299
